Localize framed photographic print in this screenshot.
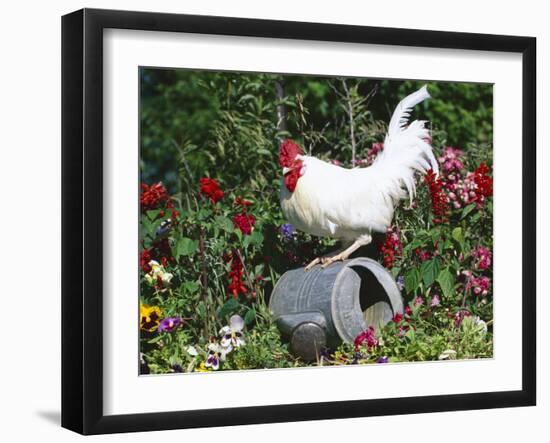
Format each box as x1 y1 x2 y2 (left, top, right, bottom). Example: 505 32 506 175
62 8 536 435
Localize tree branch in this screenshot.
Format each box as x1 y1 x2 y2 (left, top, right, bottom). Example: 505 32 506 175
198 230 210 335
275 80 287 135
341 79 357 167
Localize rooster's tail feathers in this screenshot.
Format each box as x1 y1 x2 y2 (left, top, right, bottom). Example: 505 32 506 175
387 85 431 137
376 85 438 205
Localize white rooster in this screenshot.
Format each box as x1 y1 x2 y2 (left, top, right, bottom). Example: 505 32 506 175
279 85 438 270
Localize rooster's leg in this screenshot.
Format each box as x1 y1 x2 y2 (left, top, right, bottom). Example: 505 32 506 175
320 234 372 268
304 243 350 272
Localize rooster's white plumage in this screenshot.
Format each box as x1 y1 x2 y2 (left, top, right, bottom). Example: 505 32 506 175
279 85 438 270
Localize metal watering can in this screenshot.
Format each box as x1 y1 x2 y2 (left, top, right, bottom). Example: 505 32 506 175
269 257 403 361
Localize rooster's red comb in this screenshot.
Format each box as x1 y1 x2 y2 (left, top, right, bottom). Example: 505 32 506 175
279 139 304 168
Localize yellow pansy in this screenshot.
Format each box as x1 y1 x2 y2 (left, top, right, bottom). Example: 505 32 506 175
194 362 212 372
140 303 162 332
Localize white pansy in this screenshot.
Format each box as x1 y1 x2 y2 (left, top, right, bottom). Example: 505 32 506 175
473 316 488 334
144 260 174 287
186 345 198 357
219 315 246 350
438 349 457 360
204 343 229 371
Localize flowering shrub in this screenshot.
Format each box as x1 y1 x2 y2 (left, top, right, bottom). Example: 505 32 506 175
139 72 493 373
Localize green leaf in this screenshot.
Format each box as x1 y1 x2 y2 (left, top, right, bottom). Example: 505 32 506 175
249 230 263 247
145 209 163 222
405 328 416 341
147 335 164 344
244 308 256 325
404 268 421 294
437 268 455 299
391 266 401 279
404 237 426 253
461 203 476 219
421 258 440 288
254 264 265 277
430 227 441 245
214 215 234 233
139 217 156 240
452 227 464 248
218 298 240 319
180 280 200 294
197 302 206 318
176 237 198 258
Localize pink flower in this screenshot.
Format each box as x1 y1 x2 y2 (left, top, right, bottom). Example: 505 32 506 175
472 246 492 270
354 326 378 351
453 309 471 327
438 147 465 174
413 296 424 306
466 275 491 297
442 163 493 210
430 294 441 307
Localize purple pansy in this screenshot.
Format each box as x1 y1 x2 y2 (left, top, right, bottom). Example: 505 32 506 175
157 317 182 333
396 275 405 291
279 223 295 240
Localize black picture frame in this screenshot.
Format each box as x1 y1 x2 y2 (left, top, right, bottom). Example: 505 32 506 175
62 8 536 435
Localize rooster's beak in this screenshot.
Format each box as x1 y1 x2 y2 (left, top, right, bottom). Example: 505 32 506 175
282 167 291 175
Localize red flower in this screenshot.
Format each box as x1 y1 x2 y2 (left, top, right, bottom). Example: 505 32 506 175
140 248 152 273
139 238 173 275
392 313 404 323
199 177 224 203
171 209 180 220
140 182 169 212
472 163 493 204
233 213 256 235
415 248 431 262
424 169 449 223
379 226 403 269
226 251 248 299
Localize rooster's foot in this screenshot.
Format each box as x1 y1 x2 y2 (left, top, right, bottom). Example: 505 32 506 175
304 254 346 271
311 235 373 270
320 253 348 268
304 257 321 272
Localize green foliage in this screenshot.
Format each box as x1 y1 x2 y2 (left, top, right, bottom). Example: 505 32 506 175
333 300 492 364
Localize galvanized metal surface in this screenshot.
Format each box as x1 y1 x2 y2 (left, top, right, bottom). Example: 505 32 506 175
290 322 326 362
270 257 403 359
